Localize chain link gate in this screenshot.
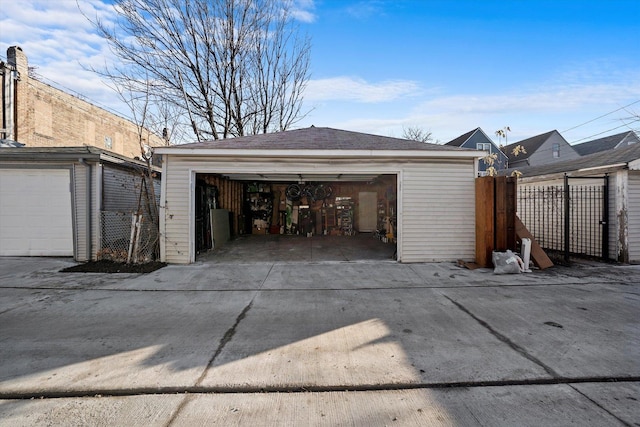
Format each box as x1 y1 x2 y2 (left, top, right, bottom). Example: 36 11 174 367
99 211 159 263
517 175 609 264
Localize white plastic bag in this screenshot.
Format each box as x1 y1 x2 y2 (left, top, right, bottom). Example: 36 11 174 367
492 250 524 274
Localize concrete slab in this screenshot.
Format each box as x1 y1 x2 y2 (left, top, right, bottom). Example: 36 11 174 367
410 262 640 287
0 395 184 427
262 261 423 290
0 257 76 281
0 287 254 394
106 263 274 291
439 282 640 379
2 384 631 426
572 381 640 425
170 385 625 426
1 255 639 425
201 288 550 389
197 234 397 263
0 256 140 290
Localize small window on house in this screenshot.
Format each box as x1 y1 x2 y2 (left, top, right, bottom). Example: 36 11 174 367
104 136 113 149
553 143 560 158
476 143 491 152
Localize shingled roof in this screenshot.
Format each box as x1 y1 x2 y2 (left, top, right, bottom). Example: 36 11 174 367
165 126 467 152
445 128 479 147
502 130 557 163
573 131 640 156
502 141 640 178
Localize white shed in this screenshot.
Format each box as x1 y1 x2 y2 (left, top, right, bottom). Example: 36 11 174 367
155 127 482 264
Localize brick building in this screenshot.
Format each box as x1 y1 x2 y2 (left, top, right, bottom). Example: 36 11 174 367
1 46 165 158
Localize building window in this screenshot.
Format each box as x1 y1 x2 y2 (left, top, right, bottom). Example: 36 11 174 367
104 136 112 149
476 143 491 152
553 143 560 158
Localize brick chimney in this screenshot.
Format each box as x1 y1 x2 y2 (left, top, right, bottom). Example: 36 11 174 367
7 46 28 79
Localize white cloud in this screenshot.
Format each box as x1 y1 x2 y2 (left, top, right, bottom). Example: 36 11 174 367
414 82 640 116
0 1 126 115
300 77 640 143
345 1 386 20
306 76 422 103
286 0 316 23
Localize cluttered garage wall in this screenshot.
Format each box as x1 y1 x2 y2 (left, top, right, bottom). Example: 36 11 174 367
244 176 397 238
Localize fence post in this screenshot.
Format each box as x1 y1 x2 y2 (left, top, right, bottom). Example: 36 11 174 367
564 174 570 264
475 176 495 267
602 174 609 261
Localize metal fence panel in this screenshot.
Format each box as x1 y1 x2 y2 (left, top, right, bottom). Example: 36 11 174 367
518 182 607 261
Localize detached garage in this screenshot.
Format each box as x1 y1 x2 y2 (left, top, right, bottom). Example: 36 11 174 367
156 127 482 264
0 147 160 261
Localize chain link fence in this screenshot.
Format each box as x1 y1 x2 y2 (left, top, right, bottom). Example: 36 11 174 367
99 211 159 263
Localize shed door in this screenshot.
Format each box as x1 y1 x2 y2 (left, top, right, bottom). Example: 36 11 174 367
0 169 73 256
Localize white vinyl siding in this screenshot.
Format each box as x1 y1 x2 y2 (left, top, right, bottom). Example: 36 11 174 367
73 163 88 261
162 156 193 263
628 172 640 263
401 161 476 262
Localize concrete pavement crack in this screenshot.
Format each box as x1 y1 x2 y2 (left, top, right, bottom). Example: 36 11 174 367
165 264 273 427
442 294 561 379
3 377 639 400
569 384 633 427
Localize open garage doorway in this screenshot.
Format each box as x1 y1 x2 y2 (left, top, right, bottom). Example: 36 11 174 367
193 173 398 262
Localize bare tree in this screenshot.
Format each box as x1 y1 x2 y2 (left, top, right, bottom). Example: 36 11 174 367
402 126 433 143
495 126 511 146
106 76 162 262
89 0 310 142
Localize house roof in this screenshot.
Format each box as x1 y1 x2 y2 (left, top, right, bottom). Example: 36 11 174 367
503 130 557 162
161 126 466 151
156 126 482 160
502 141 640 179
572 131 639 156
445 128 479 147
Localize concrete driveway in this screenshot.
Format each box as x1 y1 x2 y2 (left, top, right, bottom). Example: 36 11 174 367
0 254 639 426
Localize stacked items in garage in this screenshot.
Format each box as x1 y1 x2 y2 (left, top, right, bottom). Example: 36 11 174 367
336 197 354 235
245 183 273 234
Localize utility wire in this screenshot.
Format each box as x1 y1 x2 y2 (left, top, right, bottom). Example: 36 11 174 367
562 99 640 133
569 122 638 144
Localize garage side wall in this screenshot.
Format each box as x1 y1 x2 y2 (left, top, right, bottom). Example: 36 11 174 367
73 162 89 261
161 156 192 263
400 160 476 262
629 171 640 263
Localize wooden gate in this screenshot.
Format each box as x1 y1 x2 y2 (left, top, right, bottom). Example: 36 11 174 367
475 176 517 267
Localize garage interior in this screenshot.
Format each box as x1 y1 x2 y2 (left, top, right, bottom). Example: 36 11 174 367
194 172 398 260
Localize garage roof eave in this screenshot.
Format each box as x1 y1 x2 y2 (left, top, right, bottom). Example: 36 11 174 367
154 148 484 160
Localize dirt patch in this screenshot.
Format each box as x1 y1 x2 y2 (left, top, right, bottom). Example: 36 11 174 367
61 260 166 274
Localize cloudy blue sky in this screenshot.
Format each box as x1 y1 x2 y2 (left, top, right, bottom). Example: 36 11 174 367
1 0 639 144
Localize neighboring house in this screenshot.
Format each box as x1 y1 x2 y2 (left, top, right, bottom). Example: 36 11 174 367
573 130 639 156
445 127 508 175
0 46 165 159
507 143 640 264
155 126 483 264
0 146 160 261
504 130 580 169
